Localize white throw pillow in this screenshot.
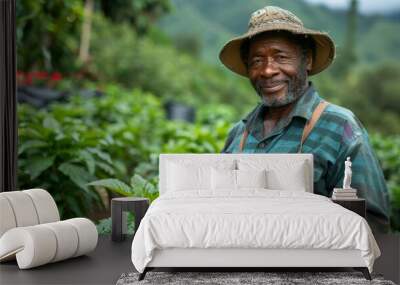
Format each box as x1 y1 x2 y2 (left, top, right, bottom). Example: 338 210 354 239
211 168 236 190
211 168 267 191
167 162 211 191
266 164 307 192
236 169 267 189
237 159 309 192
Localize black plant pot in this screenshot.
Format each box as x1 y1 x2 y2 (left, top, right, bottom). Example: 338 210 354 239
164 101 195 123
17 86 104 108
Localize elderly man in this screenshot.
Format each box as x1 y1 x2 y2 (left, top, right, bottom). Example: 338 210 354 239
219 6 390 233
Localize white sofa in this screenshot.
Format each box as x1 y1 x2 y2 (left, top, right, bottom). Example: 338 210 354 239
0 189 98 269
131 153 380 281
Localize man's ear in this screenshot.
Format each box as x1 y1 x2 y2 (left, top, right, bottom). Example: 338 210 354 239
306 50 313 72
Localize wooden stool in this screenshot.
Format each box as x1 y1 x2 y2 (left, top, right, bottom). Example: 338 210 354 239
111 197 149 242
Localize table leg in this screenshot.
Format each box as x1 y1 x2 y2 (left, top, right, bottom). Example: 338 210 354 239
111 201 123 242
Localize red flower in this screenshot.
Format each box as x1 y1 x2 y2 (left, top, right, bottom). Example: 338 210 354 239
50 72 62 81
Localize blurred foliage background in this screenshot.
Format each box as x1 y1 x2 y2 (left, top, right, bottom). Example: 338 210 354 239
16 0 400 232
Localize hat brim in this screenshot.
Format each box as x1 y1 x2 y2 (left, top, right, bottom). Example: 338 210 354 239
219 24 336 77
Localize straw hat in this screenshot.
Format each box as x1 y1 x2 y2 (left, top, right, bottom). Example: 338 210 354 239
219 6 336 77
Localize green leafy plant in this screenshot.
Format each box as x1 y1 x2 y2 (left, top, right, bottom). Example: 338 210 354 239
370 133 400 232
96 213 135 235
17 82 234 220
88 174 158 235
18 103 116 219
88 173 159 202
90 173 159 235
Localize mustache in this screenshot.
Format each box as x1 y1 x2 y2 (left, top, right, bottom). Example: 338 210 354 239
254 79 288 87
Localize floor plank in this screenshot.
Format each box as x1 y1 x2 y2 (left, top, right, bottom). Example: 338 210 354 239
0 235 133 285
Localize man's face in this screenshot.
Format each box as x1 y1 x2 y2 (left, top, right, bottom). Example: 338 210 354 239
247 33 312 107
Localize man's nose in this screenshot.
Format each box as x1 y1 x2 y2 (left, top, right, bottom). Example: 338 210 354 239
261 59 279 77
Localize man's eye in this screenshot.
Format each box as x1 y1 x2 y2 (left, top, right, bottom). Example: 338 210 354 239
250 58 263 66
276 55 288 61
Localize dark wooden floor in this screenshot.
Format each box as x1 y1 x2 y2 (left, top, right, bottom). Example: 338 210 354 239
1 233 398 285
0 235 134 285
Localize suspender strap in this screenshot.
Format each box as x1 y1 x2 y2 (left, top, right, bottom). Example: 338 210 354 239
238 100 329 153
238 129 249 152
298 100 329 153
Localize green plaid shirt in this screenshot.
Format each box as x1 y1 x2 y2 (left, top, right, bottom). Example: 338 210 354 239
221 83 390 232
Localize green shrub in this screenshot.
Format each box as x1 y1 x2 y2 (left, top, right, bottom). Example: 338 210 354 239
17 104 115 218
17 84 233 219
370 133 400 232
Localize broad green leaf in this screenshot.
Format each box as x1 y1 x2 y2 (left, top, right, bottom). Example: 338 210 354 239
18 140 47 155
55 133 66 141
130 173 147 189
43 116 61 131
87 148 112 164
25 156 55 179
144 182 157 194
71 132 80 142
78 150 96 174
88 179 132 196
58 162 96 190
65 195 83 217
96 161 115 175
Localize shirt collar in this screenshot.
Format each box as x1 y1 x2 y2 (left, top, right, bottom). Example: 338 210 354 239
287 82 321 121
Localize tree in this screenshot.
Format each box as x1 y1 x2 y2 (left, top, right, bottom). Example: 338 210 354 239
99 0 170 35
331 0 358 77
16 0 83 72
79 0 95 64
343 63 400 134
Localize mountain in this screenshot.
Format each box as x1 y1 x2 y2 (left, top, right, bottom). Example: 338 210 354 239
157 0 400 65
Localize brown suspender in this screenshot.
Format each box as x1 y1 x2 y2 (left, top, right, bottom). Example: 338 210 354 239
238 101 329 153
297 101 329 153
238 129 249 152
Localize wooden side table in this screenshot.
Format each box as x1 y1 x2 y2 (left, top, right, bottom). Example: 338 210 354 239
111 197 149 242
331 198 366 218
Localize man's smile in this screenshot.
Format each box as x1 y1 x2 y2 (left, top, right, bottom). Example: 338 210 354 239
256 80 287 94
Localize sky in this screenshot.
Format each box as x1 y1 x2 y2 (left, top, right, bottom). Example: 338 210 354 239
305 0 400 14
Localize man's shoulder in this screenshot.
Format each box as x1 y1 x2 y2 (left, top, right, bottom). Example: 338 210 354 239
322 101 366 140
228 120 246 135
323 102 361 126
